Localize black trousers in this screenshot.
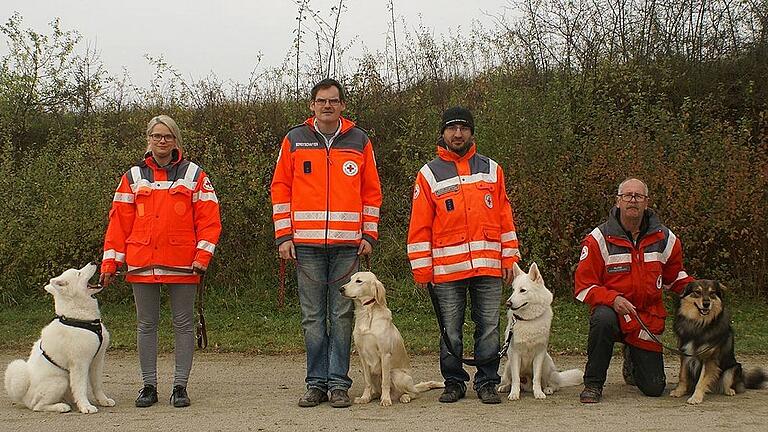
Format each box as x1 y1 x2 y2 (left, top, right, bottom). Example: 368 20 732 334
583 306 666 396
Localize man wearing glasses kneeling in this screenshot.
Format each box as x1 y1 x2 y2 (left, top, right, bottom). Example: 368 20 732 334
573 178 694 403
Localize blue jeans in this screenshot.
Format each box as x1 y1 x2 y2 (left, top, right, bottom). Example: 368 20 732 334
432 276 503 391
295 245 358 391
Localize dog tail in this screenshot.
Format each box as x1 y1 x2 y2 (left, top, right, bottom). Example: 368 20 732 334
4 359 30 403
744 368 768 389
557 369 583 387
414 381 445 392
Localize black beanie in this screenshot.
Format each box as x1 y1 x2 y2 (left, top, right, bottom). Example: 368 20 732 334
440 106 474 134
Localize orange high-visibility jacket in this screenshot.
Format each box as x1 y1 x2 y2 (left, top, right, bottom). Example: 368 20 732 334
101 149 222 284
271 116 382 247
407 143 520 284
574 208 694 352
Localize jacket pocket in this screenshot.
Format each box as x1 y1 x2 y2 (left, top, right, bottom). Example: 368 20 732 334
435 231 467 247
168 232 196 246
483 227 500 241
126 230 151 245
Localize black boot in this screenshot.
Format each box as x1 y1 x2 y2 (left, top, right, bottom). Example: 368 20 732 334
135 384 158 408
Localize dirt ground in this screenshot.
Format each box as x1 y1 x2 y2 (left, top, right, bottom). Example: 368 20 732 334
1 351 767 432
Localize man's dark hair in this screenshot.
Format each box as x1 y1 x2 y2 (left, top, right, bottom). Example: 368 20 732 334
310 78 345 101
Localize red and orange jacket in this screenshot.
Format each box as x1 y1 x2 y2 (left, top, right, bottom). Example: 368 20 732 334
407 143 520 284
101 149 222 284
574 208 694 352
271 116 382 248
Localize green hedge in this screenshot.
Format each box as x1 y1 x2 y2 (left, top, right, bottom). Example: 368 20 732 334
0 64 766 303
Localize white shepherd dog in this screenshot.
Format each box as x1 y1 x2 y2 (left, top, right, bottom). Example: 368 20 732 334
498 262 582 400
4 263 114 413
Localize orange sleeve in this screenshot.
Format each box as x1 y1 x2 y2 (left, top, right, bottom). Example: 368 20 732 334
361 140 383 246
270 136 294 246
192 171 222 267
101 174 135 274
407 170 435 284
497 166 520 268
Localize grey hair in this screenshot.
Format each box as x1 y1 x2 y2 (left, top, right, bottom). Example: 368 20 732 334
617 178 649 196
145 115 183 152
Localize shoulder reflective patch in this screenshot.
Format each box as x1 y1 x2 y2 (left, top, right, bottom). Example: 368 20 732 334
343 161 359 176
580 245 589 261
413 184 420 200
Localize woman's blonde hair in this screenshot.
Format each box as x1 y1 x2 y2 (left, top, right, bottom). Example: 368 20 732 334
145 115 183 152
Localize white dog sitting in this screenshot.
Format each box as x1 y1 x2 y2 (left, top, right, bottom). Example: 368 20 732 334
4 262 114 413
498 262 582 400
340 271 444 406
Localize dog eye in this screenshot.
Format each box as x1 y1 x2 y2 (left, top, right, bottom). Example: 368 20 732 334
355 279 362 283
519 289 527 293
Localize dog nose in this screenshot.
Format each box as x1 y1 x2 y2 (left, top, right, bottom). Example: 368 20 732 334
338 287 344 293
505 300 513 309
703 301 710 308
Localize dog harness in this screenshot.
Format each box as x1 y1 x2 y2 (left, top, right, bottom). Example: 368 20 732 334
39 315 104 372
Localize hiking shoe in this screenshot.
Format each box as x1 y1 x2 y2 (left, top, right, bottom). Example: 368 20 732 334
135 384 158 408
438 382 466 403
622 345 636 386
298 387 328 407
477 384 501 404
170 385 191 408
329 389 352 408
579 386 603 403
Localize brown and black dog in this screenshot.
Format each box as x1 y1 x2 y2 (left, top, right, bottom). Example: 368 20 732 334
670 280 766 404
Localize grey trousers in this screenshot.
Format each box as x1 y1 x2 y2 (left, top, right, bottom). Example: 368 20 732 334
132 283 196 388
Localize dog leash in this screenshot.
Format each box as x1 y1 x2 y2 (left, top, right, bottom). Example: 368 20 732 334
114 265 209 350
632 311 715 358
277 254 370 308
427 283 513 367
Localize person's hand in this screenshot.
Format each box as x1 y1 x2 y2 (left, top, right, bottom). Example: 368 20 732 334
278 240 296 260
416 282 428 290
612 296 636 316
192 261 207 274
502 268 513 285
357 239 372 256
99 272 114 288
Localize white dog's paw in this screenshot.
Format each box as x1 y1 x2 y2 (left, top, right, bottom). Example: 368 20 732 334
543 386 554 395
79 404 98 414
497 383 510 393
52 403 72 413
379 397 392 407
399 394 411 403
97 397 116 407
507 388 520 401
534 389 547 399
686 394 703 405
724 388 736 396
354 396 371 404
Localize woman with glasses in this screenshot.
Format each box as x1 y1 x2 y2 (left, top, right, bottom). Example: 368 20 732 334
99 115 222 408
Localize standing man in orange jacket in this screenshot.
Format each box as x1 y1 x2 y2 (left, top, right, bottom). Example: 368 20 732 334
271 78 382 408
407 107 521 404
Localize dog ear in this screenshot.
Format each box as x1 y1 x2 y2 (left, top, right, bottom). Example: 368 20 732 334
715 281 728 299
528 262 542 283
44 277 67 295
374 279 387 308
512 261 524 278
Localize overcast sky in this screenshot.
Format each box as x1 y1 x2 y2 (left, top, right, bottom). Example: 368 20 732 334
2 0 512 86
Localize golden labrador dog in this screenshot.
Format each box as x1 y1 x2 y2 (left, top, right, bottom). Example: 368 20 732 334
340 272 443 406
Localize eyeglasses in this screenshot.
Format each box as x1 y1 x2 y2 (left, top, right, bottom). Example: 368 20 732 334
617 193 649 202
444 125 472 133
313 98 342 106
149 133 176 142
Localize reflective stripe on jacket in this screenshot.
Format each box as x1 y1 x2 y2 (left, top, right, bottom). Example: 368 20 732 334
574 208 694 352
270 116 382 247
101 149 222 284
407 143 520 284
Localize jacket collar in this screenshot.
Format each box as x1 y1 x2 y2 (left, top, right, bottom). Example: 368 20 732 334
143 148 183 168
437 140 477 162
605 207 662 242
304 116 356 136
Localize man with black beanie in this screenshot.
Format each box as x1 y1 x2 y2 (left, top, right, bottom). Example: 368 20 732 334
407 106 522 404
